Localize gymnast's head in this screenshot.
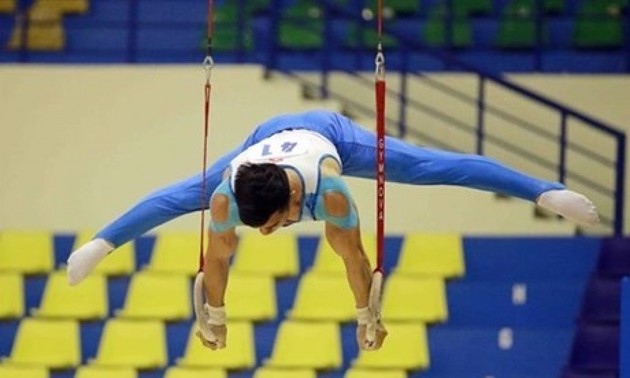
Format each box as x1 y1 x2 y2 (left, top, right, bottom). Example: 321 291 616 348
233 163 291 232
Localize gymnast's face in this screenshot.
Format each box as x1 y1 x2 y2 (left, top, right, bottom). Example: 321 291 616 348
258 209 298 235
258 210 287 235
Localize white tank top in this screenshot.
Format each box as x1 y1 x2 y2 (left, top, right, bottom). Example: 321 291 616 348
229 129 342 222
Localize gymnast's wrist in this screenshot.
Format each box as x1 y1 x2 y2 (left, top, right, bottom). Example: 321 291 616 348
357 307 370 325
205 304 226 326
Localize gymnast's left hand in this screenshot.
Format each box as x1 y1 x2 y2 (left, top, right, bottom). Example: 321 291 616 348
356 320 388 351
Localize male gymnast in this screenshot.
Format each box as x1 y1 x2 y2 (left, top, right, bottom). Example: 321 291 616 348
66 110 599 351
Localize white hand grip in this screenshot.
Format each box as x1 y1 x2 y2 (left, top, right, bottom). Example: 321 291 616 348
193 272 216 342
366 271 383 343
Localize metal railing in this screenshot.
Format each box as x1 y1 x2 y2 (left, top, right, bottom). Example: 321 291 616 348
264 0 627 235
1 0 626 233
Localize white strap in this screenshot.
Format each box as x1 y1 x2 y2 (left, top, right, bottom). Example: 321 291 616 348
206 304 226 326
357 307 370 325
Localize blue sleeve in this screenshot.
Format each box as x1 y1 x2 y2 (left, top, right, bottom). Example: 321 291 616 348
314 176 358 229
208 179 243 233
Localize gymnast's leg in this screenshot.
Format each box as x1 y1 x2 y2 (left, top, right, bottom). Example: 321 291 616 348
66 144 244 285
333 114 599 225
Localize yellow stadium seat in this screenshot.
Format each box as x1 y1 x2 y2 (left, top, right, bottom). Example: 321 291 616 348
33 270 107 320
232 232 298 277
6 318 80 368
6 6 64 51
73 231 134 276
396 234 464 278
287 271 355 322
225 273 277 321
254 367 317 378
91 319 167 369
116 272 191 321
147 232 200 275
382 273 447 323
344 368 407 378
74 366 137 378
310 233 376 274
265 321 341 369
0 273 24 318
35 0 88 14
353 322 429 370
0 0 16 13
178 321 255 370
0 365 48 378
0 231 53 273
164 367 227 378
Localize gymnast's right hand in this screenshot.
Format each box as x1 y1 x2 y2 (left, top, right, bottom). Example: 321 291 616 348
196 304 227 350
196 324 227 350
67 238 114 285
356 306 388 351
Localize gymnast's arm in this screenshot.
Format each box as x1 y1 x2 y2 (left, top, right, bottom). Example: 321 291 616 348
204 193 237 308
324 199 371 309
194 194 236 350
316 160 387 350
315 160 370 307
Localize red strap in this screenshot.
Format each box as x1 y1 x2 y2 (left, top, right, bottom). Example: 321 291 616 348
199 82 211 273
375 79 386 273
374 0 386 274
199 0 215 273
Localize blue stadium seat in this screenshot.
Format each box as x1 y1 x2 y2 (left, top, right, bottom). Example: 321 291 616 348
64 27 128 51
446 280 583 327
462 237 600 281
596 237 630 278
546 16 574 48
106 276 130 317
560 367 618 378
62 0 129 26
568 321 619 372
138 0 206 24
0 320 19 358
427 326 573 376
138 27 201 52
542 50 627 72
579 275 621 323
471 18 500 47
0 15 15 46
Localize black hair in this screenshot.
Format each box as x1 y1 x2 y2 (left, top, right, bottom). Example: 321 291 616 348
233 163 291 227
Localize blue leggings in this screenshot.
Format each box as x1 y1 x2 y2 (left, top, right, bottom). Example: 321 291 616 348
96 110 563 247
